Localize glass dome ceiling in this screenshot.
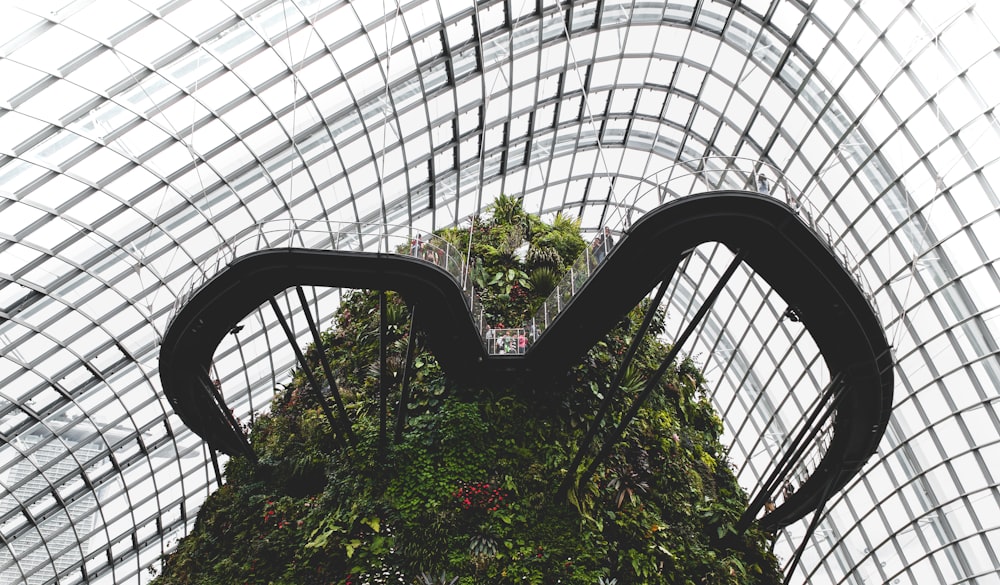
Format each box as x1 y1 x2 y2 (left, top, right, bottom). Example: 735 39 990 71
1 0 999 583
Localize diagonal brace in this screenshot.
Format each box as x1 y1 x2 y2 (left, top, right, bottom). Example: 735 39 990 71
737 374 846 533
782 476 837 585
196 366 255 461
295 286 355 444
268 297 344 448
578 251 746 489
558 276 673 500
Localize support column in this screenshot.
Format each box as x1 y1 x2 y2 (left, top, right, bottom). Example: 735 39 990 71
781 476 837 585
737 375 846 533
378 290 388 457
394 305 419 443
196 366 255 461
229 326 256 426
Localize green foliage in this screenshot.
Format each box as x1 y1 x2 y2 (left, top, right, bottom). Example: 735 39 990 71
152 197 781 585
524 246 560 272
527 266 561 296
438 198 585 326
531 212 586 269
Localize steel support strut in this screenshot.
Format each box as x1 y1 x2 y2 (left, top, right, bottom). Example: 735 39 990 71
378 290 388 457
209 449 224 488
782 476 837 585
229 326 256 426
268 297 344 447
295 286 355 444
394 304 419 443
579 251 746 489
196 366 255 460
737 374 846 534
557 276 673 500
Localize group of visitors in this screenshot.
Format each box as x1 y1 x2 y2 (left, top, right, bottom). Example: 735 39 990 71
592 226 615 264
764 479 797 514
408 234 443 263
485 326 528 355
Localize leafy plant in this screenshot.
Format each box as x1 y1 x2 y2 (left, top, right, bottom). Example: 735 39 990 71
532 211 586 267
488 194 529 233
528 266 560 296
525 246 561 271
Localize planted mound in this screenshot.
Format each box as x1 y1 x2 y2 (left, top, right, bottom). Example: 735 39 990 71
153 196 780 584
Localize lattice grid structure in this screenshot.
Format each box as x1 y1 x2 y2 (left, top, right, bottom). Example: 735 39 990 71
1 1 999 583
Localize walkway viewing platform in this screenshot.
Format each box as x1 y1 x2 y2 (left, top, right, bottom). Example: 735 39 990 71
160 159 893 533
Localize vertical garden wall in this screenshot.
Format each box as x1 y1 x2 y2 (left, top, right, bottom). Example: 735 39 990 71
152 196 780 585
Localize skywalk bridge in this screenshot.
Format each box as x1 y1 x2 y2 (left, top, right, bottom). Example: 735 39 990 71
160 183 893 541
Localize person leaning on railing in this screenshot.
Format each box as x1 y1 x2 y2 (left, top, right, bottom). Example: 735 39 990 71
422 241 443 264
593 226 614 263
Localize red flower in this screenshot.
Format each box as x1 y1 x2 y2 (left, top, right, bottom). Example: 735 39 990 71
454 481 510 511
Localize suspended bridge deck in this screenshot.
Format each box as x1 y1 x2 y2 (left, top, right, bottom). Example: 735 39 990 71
159 190 893 532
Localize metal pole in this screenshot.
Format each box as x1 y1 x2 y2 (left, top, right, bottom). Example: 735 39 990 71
378 289 388 457
737 376 845 533
208 448 223 488
231 328 255 425
782 477 837 585
267 297 344 447
579 251 745 489
394 305 419 443
557 276 673 500
294 286 355 444
197 367 255 461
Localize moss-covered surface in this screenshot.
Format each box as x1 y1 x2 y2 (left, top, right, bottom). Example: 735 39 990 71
153 196 780 585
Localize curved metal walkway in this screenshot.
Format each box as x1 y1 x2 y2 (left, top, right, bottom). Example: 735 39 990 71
159 190 892 532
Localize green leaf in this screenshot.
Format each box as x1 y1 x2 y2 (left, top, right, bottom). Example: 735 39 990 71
305 517 342 549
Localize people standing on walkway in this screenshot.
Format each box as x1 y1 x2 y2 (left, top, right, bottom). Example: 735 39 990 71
757 175 770 195
594 226 614 263
485 327 496 354
422 239 442 264
782 479 795 501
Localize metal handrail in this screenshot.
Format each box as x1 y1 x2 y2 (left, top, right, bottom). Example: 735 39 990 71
170 157 880 362
169 220 475 330
528 156 881 339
